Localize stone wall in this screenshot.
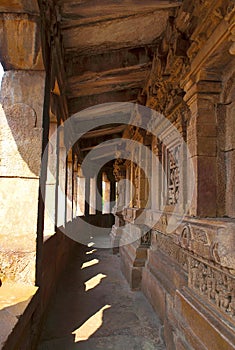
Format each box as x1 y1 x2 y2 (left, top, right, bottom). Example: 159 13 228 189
116 1 235 348
0 70 45 285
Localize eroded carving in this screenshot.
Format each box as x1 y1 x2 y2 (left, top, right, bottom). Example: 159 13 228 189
141 230 151 247
189 257 235 318
156 231 188 271
168 144 180 205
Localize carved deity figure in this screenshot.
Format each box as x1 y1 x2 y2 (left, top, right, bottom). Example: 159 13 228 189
116 179 125 211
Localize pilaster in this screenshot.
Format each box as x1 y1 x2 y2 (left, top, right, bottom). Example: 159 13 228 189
184 74 222 217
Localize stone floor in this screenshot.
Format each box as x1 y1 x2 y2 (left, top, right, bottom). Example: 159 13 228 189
37 246 166 350
0 282 38 348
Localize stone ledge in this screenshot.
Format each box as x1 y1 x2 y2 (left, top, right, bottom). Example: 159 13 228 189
175 288 235 350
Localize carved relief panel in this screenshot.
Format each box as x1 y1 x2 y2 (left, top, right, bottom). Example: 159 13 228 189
167 144 180 206
189 256 235 319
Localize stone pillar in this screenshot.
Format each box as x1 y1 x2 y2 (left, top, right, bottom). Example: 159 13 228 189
184 74 221 217
0 70 45 284
96 171 103 215
152 137 162 210
130 160 134 208
44 120 57 238
110 160 126 253
110 179 116 213
66 150 73 223
90 177 96 215
103 173 111 214
125 162 131 207
73 157 78 219
77 166 85 216
85 176 90 216
139 136 152 209
57 127 66 228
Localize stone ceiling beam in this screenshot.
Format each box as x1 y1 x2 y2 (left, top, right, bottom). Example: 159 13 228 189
68 89 139 115
80 136 123 152
66 63 151 99
80 125 126 139
61 10 170 54
60 0 182 20
65 46 155 77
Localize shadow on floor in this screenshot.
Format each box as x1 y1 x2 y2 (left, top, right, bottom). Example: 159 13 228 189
37 244 165 350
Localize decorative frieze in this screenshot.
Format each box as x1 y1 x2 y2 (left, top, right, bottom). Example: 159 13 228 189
154 231 188 271
153 229 235 320
189 256 235 319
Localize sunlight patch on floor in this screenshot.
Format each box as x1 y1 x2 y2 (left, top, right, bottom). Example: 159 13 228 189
86 249 97 255
73 304 111 341
81 259 99 269
85 273 107 291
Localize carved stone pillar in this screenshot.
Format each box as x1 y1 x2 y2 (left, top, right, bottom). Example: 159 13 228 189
125 161 131 208
152 137 162 210
184 74 221 217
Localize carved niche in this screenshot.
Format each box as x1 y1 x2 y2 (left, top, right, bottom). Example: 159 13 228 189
140 230 152 248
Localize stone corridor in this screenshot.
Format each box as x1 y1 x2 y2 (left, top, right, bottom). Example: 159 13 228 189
37 246 165 350
1 1 235 349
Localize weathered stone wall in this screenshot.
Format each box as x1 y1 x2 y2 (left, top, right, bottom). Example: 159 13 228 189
0 71 45 284
117 1 235 348
0 0 45 285
2 233 78 350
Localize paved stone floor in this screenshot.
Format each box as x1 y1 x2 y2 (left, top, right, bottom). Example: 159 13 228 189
37 246 166 350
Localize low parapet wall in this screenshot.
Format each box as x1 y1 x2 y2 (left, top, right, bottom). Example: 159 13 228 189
2 231 78 350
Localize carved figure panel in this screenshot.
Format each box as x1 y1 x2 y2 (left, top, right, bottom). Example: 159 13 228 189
167 144 180 205
141 230 151 247
189 257 235 319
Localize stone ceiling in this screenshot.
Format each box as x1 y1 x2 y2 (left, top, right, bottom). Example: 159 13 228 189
57 0 182 115
0 0 182 160
57 0 182 158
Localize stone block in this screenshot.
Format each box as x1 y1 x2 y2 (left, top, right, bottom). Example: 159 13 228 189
196 124 217 138
175 289 235 350
190 156 217 217
0 13 44 70
196 137 217 157
225 102 235 152
147 249 187 296
0 0 39 14
142 267 166 323
0 178 39 236
120 243 143 290
225 150 235 218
